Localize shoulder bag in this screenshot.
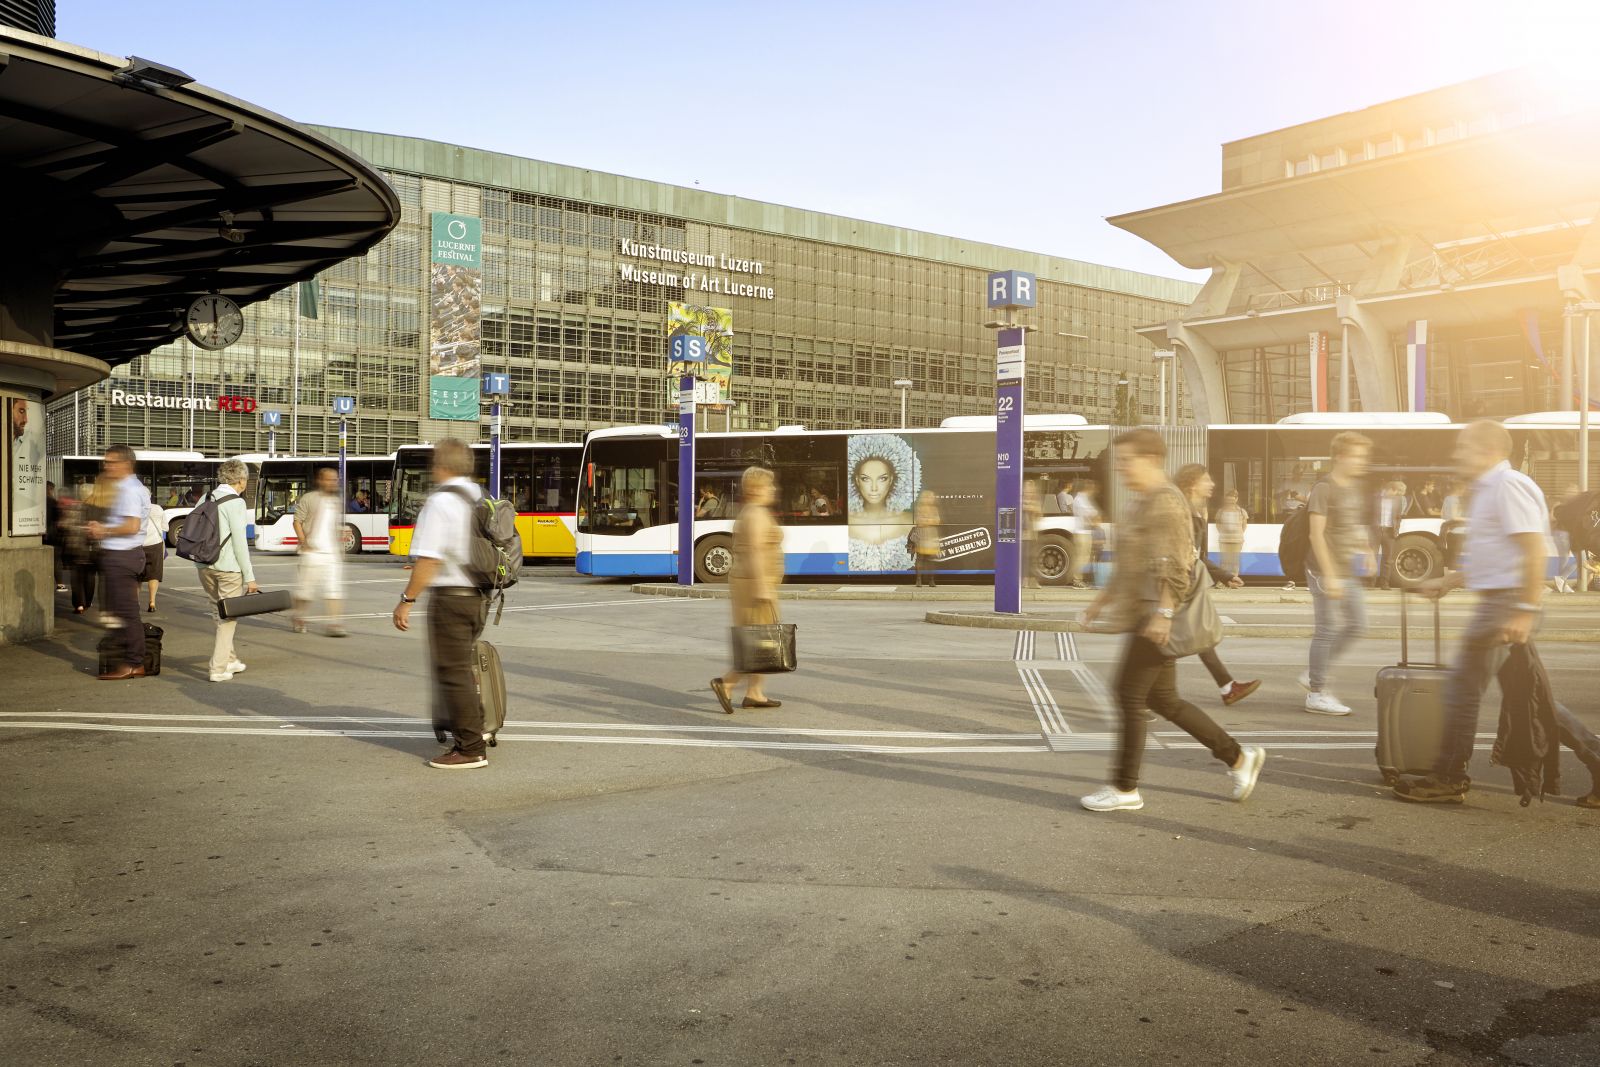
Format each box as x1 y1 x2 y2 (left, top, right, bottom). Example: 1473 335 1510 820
1160 558 1223 658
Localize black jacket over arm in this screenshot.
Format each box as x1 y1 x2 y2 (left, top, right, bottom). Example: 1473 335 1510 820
1193 510 1232 585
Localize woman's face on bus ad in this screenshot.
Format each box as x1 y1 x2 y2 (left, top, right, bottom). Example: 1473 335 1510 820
855 458 894 508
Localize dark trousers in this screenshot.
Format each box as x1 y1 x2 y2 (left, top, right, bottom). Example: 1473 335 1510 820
429 590 487 757
70 562 97 610
1198 647 1232 688
1115 633 1243 792
915 555 938 587
100 548 145 667
1376 527 1399 589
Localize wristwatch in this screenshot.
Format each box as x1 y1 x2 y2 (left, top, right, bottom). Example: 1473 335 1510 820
398 593 417 604
1156 607 1175 620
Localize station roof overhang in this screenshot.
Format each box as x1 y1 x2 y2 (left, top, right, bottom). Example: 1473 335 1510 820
1107 110 1600 272
0 27 401 368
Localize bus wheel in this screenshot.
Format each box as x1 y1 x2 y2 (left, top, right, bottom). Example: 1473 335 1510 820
1392 535 1443 587
341 523 361 555
695 535 734 584
1035 534 1075 586
166 517 184 548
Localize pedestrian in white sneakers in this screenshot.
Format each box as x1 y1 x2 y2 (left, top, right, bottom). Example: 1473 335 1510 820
1300 432 1376 716
1079 429 1265 812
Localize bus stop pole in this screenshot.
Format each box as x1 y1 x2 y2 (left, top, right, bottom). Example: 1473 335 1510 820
994 328 1025 614
1581 309 1591 495
677 376 696 586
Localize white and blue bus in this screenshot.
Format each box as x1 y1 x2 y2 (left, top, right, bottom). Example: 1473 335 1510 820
242 454 395 554
575 412 1597 585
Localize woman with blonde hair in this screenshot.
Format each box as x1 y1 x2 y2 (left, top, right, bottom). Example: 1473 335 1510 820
711 466 785 712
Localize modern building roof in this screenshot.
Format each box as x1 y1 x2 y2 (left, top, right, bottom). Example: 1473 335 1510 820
312 125 1200 306
0 27 400 368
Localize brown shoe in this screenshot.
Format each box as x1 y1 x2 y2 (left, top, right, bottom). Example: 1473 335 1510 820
1577 792 1600 810
710 678 735 714
1222 680 1261 706
742 698 782 708
97 664 146 681
427 749 487 770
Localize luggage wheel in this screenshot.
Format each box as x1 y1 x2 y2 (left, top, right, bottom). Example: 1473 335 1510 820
433 728 449 744
1380 770 1399 787
487 734 498 748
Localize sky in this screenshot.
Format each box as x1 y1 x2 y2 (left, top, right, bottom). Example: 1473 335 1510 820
57 0 1600 284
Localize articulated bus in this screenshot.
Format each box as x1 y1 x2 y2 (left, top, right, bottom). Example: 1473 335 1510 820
388 442 582 559
242 454 396 554
58 451 218 544
575 412 1598 585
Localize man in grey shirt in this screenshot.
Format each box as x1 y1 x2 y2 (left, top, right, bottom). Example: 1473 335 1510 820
1300 432 1377 716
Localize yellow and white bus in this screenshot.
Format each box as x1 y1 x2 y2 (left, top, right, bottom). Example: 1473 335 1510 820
387 442 582 560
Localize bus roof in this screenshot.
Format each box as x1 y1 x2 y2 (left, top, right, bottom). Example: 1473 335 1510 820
940 414 1089 429
393 441 582 452
1502 411 1597 427
62 450 209 462
1274 412 1453 426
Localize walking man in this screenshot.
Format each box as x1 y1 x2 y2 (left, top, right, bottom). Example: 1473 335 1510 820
197 458 259 682
392 439 489 771
1375 481 1404 590
1396 420 1600 807
85 444 149 680
1300 432 1376 716
1079 429 1265 812
292 466 347 637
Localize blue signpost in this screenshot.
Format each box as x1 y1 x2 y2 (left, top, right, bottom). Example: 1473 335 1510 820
261 409 282 457
987 270 1036 615
332 396 354 498
483 372 510 498
677 374 696 586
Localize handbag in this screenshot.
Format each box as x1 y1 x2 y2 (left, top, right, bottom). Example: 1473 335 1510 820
1160 560 1223 658
731 623 798 674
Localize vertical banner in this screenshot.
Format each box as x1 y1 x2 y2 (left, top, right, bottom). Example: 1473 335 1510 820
428 212 483 421
994 328 1025 614
677 376 696 586
1406 320 1429 412
665 304 732 410
7 396 46 535
1307 331 1330 413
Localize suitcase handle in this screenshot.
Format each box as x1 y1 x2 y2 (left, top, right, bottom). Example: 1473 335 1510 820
1398 589 1442 668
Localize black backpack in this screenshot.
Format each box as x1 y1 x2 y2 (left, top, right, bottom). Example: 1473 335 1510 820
1556 489 1600 555
1277 502 1313 585
174 493 230 565
444 486 523 622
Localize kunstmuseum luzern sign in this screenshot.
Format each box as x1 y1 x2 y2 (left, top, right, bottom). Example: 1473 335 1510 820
617 238 775 300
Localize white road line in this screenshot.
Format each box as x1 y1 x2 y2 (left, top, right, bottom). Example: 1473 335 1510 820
309 598 693 621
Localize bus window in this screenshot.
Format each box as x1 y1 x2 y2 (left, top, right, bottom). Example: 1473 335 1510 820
579 439 661 535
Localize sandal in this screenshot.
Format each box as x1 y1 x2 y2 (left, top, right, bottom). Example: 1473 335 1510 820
710 678 735 715
742 698 782 709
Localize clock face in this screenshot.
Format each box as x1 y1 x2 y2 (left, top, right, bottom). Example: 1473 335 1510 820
185 295 245 351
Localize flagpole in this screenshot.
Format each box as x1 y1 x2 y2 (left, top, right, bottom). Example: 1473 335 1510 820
291 283 301 456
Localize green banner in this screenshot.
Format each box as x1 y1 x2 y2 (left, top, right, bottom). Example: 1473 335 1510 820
430 213 482 269
429 375 479 421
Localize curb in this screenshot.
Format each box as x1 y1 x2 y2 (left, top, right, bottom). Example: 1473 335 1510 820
630 583 1321 605
922 610 1600 643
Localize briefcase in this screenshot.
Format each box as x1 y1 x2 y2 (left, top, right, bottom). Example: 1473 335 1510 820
731 623 798 674
217 589 293 620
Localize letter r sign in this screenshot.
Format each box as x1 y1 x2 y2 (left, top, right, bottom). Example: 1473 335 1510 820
986 270 1037 310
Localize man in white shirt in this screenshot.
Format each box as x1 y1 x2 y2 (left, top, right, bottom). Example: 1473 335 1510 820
1072 480 1100 588
1396 420 1600 806
292 467 347 637
85 444 150 680
392 439 488 770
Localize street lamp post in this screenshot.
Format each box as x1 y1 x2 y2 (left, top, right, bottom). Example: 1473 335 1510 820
892 378 913 429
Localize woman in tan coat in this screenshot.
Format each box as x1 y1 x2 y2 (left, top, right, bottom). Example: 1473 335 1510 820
711 466 785 712
912 489 942 587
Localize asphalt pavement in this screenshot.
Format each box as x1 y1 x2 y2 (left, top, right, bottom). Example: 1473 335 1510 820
3 555 1599 1066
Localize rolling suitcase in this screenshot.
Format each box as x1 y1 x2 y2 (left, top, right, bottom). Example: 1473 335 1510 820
432 640 508 748
1374 593 1450 785
97 624 163 677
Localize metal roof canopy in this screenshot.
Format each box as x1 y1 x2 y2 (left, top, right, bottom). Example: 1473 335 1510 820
0 27 399 367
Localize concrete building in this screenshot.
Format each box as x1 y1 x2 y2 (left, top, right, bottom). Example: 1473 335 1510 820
1111 70 1600 425
51 129 1199 458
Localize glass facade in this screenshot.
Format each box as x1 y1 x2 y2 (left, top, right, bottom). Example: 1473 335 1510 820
49 131 1195 458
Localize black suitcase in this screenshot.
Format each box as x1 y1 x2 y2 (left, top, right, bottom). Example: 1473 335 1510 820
433 640 508 748
97 624 164 677
217 589 293 620
1374 593 1449 785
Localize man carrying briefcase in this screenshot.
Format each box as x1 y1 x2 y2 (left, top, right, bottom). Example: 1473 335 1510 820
194 458 258 682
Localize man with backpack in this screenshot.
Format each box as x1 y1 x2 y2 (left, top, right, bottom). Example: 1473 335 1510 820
1299 432 1376 716
392 438 517 770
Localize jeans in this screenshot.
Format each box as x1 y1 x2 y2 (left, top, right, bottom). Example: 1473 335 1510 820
430 590 488 757
1308 567 1367 692
1553 531 1579 583
198 568 245 674
1376 528 1399 589
1199 647 1233 688
70 561 96 611
100 548 145 667
914 554 938 586
1114 633 1243 792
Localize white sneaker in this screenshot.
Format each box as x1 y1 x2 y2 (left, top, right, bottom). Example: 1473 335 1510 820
209 670 234 682
1297 671 1313 692
1304 691 1352 716
226 660 246 674
1229 745 1266 800
1081 786 1144 812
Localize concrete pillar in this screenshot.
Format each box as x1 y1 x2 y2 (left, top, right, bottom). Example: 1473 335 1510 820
1335 294 1400 411
1164 320 1229 426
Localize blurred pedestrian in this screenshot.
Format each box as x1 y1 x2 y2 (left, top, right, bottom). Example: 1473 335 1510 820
1215 488 1248 580
1022 479 1042 589
1300 432 1376 716
711 466 784 713
195 458 259 682
84 445 149 680
292 466 347 637
1079 429 1265 812
46 481 66 593
1396 420 1600 808
1073 479 1101 588
1375 480 1405 590
1552 484 1581 593
1176 464 1260 707
912 488 942 587
62 479 101 615
392 439 489 770
139 489 169 613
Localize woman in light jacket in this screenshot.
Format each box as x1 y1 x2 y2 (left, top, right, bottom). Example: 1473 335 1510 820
912 489 942 587
711 466 784 712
